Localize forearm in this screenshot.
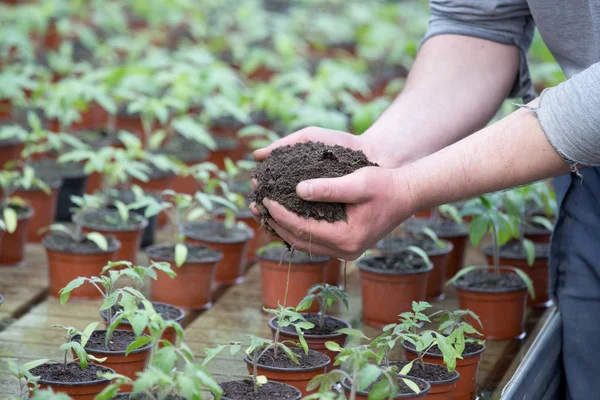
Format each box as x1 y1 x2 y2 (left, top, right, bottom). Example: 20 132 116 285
398 101 570 215
360 34 520 167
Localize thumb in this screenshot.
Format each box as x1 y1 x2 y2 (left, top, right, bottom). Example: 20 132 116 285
296 168 373 204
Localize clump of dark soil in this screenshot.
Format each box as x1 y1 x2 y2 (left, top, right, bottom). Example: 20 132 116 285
80 209 146 231
258 245 329 263
248 347 329 369
404 340 484 356
184 221 252 243
453 268 526 292
42 232 118 254
221 380 302 400
279 313 347 336
146 243 222 263
30 362 111 383
358 254 431 273
251 142 377 224
76 330 148 353
390 361 458 383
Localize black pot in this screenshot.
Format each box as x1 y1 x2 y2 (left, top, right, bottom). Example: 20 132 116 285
140 213 157 248
55 174 88 222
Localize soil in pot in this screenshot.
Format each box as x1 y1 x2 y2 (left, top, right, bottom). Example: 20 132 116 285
217 207 271 263
105 188 159 248
257 245 329 311
79 208 148 265
484 241 551 308
184 220 254 285
30 362 113 399
146 243 222 310
14 178 62 243
250 142 377 238
75 330 151 390
101 301 184 345
404 341 485 400
0 204 33 267
389 361 459 400
221 380 302 400
32 159 88 222
43 232 120 298
269 313 349 362
358 254 432 327
244 347 330 396
342 375 430 400
453 267 528 340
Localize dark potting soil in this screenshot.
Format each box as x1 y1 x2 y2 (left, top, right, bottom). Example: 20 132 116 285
183 220 252 243
30 362 110 384
390 361 458 383
146 243 222 264
454 269 526 292
250 141 377 223
31 159 86 180
345 375 429 397
404 340 484 357
279 313 347 336
76 129 118 148
78 330 145 353
249 347 329 369
483 241 549 260
162 136 209 163
80 209 146 231
43 232 118 254
102 301 184 324
221 380 301 400
359 255 430 274
378 235 444 253
258 245 329 263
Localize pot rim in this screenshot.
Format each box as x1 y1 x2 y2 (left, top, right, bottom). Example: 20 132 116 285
341 374 431 398
256 246 330 264
401 341 486 359
220 379 302 400
357 256 434 276
243 350 331 372
268 314 351 339
482 244 549 261
377 239 454 257
183 221 255 244
100 301 185 325
42 232 122 255
144 243 223 264
35 363 114 387
452 265 528 293
76 209 149 232
16 178 63 191
75 330 153 355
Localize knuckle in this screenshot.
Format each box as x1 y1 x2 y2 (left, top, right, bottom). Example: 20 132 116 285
293 225 310 241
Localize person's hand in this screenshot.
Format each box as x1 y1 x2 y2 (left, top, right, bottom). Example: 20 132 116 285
250 166 416 260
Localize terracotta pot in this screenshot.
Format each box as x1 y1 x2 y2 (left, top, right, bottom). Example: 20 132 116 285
0 205 33 267
132 174 175 193
84 171 103 194
268 315 349 362
101 301 184 345
324 258 342 286
184 222 254 285
454 267 527 339
442 234 469 281
81 330 152 392
423 241 453 301
391 363 459 400
0 140 21 168
342 375 430 400
146 244 222 310
404 344 485 400
217 210 270 263
257 252 328 311
44 236 120 298
15 182 62 243
243 351 330 396
523 228 552 244
358 257 433 328
484 252 550 308
221 380 302 400
171 163 201 195
80 211 148 265
414 209 432 218
33 364 114 399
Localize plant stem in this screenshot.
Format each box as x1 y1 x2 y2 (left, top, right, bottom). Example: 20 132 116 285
252 353 259 394
282 248 294 307
349 361 359 400
319 298 325 330
386 232 393 255
491 225 500 276
343 260 347 290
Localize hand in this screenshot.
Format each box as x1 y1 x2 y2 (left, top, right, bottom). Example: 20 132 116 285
250 166 416 260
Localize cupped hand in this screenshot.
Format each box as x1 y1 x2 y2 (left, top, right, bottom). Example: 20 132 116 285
250 166 416 260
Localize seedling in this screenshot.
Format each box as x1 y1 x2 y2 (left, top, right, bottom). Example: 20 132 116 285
6 359 49 399
54 322 107 371
297 284 349 330
430 309 485 356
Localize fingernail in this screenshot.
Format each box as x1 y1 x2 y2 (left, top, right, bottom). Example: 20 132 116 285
297 182 313 199
262 198 271 208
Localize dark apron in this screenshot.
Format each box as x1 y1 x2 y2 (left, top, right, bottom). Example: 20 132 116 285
551 168 600 400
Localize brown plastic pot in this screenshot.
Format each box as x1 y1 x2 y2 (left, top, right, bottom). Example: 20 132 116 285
342 375 430 399
0 140 21 168
358 256 433 328
184 222 254 286
33 364 114 399
324 258 342 286
227 211 270 264
257 252 328 312
221 380 302 400
0 205 32 267
389 362 459 400
14 181 61 243
243 351 330 396
454 267 527 340
146 243 223 310
101 301 185 345
84 171 103 194
44 235 120 298
268 315 349 362
79 211 148 265
404 343 485 400
424 241 453 301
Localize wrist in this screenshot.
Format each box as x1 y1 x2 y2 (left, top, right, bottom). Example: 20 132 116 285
391 165 423 222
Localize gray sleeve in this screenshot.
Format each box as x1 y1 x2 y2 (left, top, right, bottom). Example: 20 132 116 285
535 62 600 167
423 0 536 101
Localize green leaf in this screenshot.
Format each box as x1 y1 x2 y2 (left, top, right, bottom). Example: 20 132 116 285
530 215 554 231
3 207 17 234
100 292 119 311
469 215 490 247
357 364 382 392
446 265 481 286
256 375 268 387
129 313 149 337
114 201 129 225
522 238 536 266
401 377 421 394
81 322 100 348
174 243 188 267
70 341 88 369
86 232 108 251
405 246 431 266
336 328 369 339
512 267 536 299
22 359 49 371
125 336 151 355
399 360 414 375
324 341 342 352
202 345 227 367
59 277 86 304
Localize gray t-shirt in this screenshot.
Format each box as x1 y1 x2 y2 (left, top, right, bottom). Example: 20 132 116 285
423 0 600 167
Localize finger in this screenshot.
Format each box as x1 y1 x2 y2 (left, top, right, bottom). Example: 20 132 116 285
296 167 376 203
251 178 257 190
252 130 311 161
